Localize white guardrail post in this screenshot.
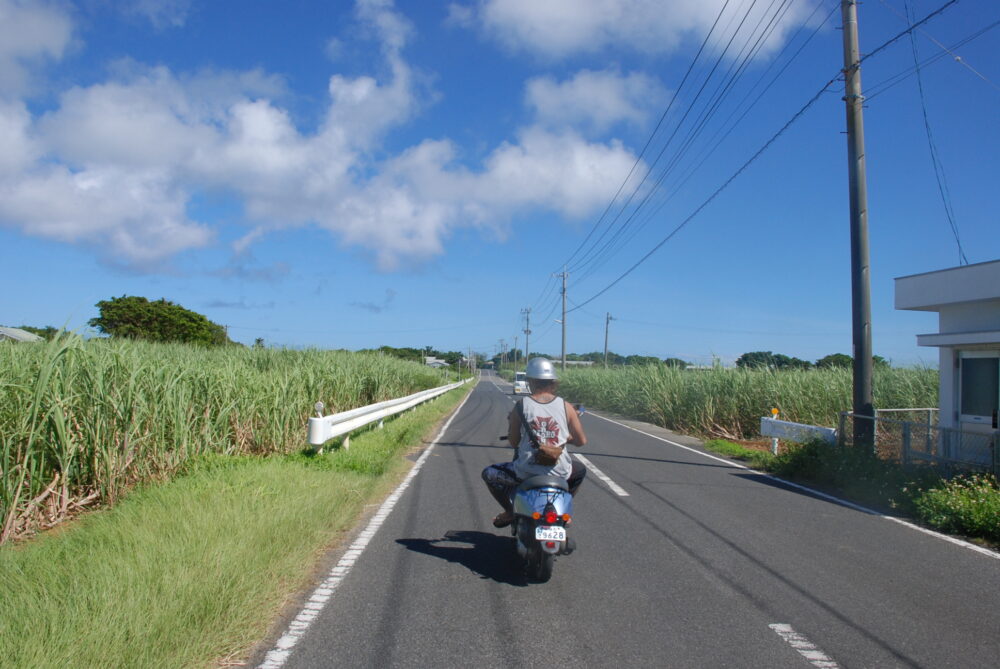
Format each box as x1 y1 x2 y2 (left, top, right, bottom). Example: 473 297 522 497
307 378 471 448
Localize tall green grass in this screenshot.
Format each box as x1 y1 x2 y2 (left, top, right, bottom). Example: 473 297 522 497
558 364 937 439
0 336 449 543
0 385 471 668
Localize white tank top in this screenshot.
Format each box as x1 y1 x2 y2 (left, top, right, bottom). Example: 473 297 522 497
513 396 573 479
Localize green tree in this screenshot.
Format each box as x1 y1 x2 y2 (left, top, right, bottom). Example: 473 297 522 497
736 351 777 369
816 353 852 368
663 357 689 369
737 351 811 370
816 353 890 369
88 296 229 346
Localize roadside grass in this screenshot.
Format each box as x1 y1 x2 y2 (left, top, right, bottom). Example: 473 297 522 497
558 364 936 440
701 438 1000 547
1 336 451 543
0 384 471 669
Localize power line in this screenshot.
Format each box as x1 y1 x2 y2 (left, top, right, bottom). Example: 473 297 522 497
878 0 1000 92
568 76 839 313
573 1 841 284
566 0 965 313
572 0 819 285
905 0 968 264
556 0 737 275
567 0 771 277
866 18 1000 99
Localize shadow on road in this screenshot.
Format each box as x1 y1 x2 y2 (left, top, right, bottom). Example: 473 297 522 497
397 530 527 586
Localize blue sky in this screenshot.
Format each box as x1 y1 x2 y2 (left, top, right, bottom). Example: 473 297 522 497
1 0 997 366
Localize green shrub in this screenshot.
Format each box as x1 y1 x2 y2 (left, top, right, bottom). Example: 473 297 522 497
912 474 1000 542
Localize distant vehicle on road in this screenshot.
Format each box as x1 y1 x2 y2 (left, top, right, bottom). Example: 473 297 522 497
513 371 529 395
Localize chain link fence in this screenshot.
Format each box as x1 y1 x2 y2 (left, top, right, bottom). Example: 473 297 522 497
838 411 1000 476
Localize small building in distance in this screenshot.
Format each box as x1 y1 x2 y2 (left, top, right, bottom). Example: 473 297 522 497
0 326 44 343
424 356 450 368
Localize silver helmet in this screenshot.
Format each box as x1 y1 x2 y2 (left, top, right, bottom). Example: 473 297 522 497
525 357 558 380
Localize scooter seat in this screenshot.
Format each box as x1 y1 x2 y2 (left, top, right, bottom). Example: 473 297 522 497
517 475 569 492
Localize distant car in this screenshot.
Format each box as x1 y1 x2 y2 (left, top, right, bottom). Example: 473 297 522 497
513 371 529 395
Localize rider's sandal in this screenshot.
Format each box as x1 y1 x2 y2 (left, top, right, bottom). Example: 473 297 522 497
492 512 514 528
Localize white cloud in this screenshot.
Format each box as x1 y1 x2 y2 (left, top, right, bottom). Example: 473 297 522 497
0 0 646 272
526 68 669 133
0 165 212 264
0 101 37 175
123 0 192 30
0 0 73 95
456 0 819 59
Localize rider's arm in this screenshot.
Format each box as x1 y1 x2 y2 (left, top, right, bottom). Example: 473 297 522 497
565 401 587 447
507 406 521 447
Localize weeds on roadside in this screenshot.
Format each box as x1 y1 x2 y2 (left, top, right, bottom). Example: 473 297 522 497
912 473 1000 543
703 438 1000 546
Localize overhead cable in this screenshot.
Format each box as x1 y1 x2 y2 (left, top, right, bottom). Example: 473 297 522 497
566 0 965 313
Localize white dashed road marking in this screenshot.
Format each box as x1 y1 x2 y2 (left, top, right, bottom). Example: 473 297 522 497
769 624 840 668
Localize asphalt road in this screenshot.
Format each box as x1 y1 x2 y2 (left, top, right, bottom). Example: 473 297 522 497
255 371 1000 668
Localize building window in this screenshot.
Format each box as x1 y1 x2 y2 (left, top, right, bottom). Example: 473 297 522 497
959 354 999 422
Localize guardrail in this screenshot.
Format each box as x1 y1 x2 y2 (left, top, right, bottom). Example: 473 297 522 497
760 416 837 454
307 378 472 447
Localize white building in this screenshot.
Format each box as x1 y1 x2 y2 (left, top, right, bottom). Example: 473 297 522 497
895 259 1000 440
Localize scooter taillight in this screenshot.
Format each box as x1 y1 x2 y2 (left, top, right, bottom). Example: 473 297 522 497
544 510 559 524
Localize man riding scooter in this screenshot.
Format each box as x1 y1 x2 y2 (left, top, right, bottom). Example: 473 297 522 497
481 357 587 528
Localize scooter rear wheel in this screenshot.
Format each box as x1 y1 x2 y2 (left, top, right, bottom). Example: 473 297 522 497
528 552 554 582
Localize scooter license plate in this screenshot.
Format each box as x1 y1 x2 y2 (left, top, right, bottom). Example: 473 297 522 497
535 526 566 541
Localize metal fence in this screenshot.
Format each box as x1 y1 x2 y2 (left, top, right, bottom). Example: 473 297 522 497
838 411 1000 476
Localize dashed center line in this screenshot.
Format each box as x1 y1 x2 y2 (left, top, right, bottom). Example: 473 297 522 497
572 453 629 496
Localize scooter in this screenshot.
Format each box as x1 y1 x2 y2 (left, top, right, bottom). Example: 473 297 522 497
510 474 573 582
499 404 584 583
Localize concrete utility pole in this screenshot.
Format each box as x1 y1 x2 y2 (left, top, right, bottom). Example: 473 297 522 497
521 307 532 363
603 312 616 368
513 336 519 367
842 0 875 450
557 267 568 370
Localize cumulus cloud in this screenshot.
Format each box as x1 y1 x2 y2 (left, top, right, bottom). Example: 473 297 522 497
0 0 645 272
526 68 669 133
0 0 73 95
123 0 193 30
453 0 819 59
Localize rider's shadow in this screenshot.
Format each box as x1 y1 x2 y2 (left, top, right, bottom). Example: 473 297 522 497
396 530 526 586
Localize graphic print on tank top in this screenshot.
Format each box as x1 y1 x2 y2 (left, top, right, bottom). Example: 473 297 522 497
530 416 561 446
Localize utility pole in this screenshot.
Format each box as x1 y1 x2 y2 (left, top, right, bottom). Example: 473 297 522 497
842 0 874 450
513 335 519 367
603 312 616 368
521 307 532 364
556 267 568 370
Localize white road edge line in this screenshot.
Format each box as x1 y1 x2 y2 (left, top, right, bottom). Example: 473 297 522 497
256 389 475 669
588 412 1000 561
770 623 840 668
491 375 631 497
